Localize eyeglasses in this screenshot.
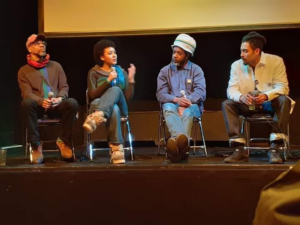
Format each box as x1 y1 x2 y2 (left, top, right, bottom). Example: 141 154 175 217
30 41 47 47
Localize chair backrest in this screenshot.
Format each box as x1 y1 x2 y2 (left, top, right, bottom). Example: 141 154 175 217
86 89 94 115
86 89 90 108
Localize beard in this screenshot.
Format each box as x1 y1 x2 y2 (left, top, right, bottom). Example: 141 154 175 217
172 59 186 68
242 58 249 66
40 52 46 57
36 52 47 62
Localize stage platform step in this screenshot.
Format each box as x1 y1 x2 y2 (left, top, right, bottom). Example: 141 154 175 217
0 147 299 225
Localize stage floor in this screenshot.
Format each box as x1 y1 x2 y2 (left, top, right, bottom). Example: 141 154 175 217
1 146 299 225
2 146 298 170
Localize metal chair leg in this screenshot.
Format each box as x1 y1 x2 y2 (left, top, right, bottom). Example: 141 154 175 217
29 143 33 164
287 124 291 157
123 120 126 141
199 118 207 157
86 131 93 162
283 139 288 161
162 116 167 156
245 120 250 156
126 120 134 160
25 128 28 159
241 118 245 135
193 121 197 155
89 143 93 162
71 138 75 160
157 112 162 155
86 132 90 156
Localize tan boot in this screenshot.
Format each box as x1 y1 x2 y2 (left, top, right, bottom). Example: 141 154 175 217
31 143 43 164
83 110 107 133
110 144 125 164
56 138 73 159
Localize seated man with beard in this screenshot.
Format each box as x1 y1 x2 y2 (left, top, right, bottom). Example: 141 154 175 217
157 34 206 163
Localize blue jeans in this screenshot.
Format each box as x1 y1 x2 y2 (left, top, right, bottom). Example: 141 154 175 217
90 87 128 145
163 103 201 138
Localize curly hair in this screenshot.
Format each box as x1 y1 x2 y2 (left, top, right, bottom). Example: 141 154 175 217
242 31 267 53
93 39 116 66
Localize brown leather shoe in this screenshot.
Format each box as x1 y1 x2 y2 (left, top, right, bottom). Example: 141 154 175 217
268 149 283 164
166 138 180 163
31 143 43 164
56 138 73 159
176 133 190 160
224 148 249 163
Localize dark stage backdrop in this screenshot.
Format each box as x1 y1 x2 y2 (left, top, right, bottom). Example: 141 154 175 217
1 0 300 147
46 30 300 107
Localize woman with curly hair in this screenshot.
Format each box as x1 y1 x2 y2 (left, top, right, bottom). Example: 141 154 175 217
83 39 136 164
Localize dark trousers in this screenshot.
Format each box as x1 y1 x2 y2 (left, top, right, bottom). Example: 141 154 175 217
221 96 291 139
21 98 78 148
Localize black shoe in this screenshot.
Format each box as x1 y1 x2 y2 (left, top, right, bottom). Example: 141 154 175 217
176 134 190 160
166 138 180 163
224 148 249 163
268 149 283 164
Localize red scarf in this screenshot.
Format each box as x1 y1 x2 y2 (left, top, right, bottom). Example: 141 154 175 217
27 54 50 68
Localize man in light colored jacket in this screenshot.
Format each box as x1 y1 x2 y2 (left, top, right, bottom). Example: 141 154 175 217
222 31 292 164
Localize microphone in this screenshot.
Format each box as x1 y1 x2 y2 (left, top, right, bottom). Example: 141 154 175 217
48 91 54 99
44 91 54 118
111 67 117 86
180 90 186 98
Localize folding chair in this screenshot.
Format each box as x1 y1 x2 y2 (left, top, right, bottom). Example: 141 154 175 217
157 104 207 157
241 114 290 160
25 118 75 163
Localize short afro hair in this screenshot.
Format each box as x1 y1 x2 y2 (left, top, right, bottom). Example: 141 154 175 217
242 31 267 53
93 39 116 66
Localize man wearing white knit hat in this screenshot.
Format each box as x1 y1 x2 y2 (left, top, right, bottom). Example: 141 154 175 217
157 34 206 163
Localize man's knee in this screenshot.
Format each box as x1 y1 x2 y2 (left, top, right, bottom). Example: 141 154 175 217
21 98 38 110
277 95 291 105
182 108 193 119
109 86 123 95
222 99 235 109
64 98 79 111
162 103 177 113
272 96 291 113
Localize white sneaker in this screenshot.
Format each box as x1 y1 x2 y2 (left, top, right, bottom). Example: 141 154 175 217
110 144 125 164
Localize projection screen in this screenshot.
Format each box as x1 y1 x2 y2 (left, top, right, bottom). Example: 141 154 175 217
39 0 300 37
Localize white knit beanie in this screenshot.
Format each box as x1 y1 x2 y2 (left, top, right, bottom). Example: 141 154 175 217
171 34 196 56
